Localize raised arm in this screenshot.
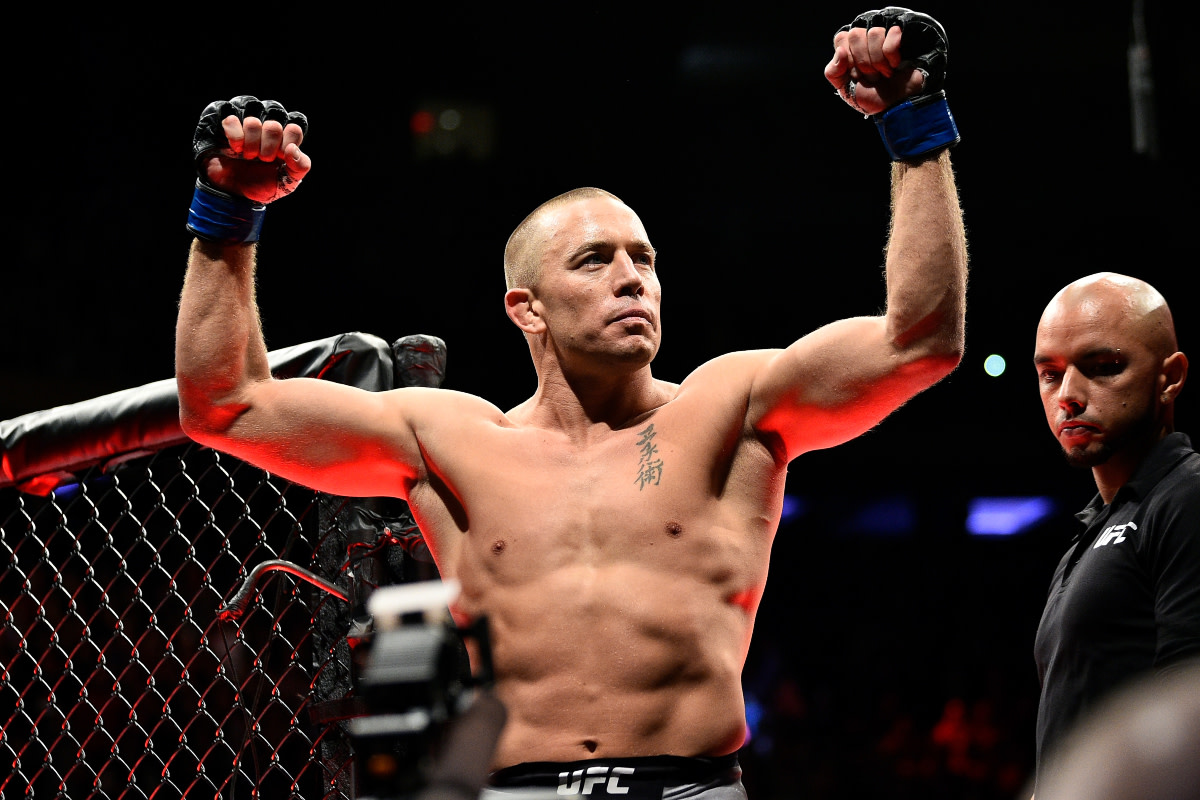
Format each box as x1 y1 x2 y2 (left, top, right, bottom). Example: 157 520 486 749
175 96 423 498
748 8 967 460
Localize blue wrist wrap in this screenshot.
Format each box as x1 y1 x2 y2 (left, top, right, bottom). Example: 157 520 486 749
186 180 266 244
873 91 960 162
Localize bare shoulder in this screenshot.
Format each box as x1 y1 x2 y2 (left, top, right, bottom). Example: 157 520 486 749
385 386 514 433
659 350 784 433
677 349 782 394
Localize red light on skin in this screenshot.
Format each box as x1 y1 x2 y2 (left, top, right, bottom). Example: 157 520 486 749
410 110 436 135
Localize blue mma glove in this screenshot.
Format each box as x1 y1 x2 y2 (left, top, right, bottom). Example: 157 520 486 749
840 7 960 161
186 95 309 244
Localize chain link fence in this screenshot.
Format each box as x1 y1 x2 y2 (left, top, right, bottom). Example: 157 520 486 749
2 332 446 799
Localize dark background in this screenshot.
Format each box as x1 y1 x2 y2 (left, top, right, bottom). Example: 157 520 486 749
3 4 1192 797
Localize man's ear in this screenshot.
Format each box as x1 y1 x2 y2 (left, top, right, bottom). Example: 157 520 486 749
1159 351 1188 404
505 287 543 334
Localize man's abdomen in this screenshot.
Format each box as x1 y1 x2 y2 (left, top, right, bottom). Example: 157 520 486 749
481 563 753 769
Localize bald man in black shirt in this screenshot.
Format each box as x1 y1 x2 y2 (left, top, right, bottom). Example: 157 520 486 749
1030 272 1200 795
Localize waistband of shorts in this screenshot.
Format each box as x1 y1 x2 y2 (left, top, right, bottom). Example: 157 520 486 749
488 753 742 788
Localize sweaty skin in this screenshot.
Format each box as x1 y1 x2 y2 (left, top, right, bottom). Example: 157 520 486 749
175 22 967 771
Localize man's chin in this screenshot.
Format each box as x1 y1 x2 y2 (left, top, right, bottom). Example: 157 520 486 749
1063 443 1113 469
607 339 658 366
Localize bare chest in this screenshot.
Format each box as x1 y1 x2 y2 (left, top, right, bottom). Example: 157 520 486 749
411 414 780 588
465 420 712 553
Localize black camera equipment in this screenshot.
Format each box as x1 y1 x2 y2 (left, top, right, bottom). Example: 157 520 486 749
351 580 505 800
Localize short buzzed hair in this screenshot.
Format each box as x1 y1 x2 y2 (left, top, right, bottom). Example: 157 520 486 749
503 187 623 290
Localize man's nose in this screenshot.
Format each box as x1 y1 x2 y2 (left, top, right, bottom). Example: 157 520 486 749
612 252 645 296
1057 367 1086 413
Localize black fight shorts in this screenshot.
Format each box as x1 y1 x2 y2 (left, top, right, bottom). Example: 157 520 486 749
480 753 748 799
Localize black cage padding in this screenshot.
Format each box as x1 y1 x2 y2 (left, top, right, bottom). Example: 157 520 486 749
1 332 447 493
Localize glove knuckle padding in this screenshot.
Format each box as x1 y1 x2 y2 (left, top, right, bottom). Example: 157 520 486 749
229 95 257 118
241 98 266 122
257 100 290 126
191 95 308 162
192 97 248 162
286 111 309 136
843 6 949 94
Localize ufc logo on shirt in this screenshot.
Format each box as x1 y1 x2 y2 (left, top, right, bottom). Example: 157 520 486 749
1093 521 1138 549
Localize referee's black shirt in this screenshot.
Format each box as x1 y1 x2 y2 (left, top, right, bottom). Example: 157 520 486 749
1033 432 1200 783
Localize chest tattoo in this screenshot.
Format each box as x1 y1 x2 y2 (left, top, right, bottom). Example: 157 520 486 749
633 423 664 490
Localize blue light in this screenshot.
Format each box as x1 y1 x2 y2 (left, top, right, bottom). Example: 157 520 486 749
967 496 1057 536
744 694 764 736
51 482 83 501
984 354 1007 377
844 495 916 536
780 495 807 523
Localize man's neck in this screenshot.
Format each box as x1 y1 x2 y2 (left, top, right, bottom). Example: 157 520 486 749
1092 430 1170 504
515 366 671 441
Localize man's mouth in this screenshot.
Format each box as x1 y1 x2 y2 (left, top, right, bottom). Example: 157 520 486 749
612 309 651 324
1058 421 1100 438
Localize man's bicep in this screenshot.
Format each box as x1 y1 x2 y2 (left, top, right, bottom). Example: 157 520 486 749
748 316 949 459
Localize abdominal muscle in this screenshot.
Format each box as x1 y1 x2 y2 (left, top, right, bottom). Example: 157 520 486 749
468 560 754 769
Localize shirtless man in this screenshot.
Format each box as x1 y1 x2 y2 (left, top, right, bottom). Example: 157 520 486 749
175 8 966 796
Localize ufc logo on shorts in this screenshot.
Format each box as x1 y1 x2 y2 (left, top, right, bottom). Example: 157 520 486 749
1093 521 1137 549
558 766 635 795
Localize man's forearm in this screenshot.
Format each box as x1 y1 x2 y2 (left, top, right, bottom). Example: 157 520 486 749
175 239 273 434
884 149 967 356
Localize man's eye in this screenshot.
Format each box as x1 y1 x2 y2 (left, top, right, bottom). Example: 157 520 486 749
1093 362 1124 377
1038 370 1060 383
